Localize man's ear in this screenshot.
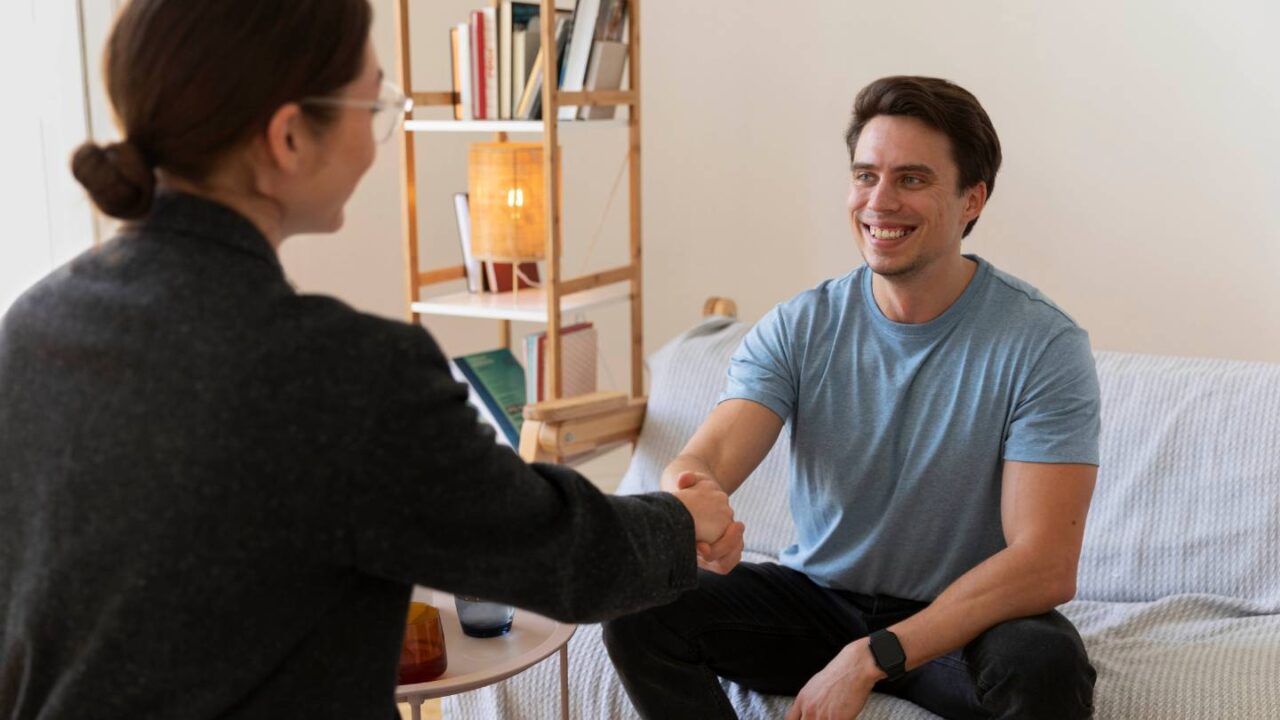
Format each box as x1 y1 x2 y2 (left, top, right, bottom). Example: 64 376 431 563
264 103 305 174
962 181 988 225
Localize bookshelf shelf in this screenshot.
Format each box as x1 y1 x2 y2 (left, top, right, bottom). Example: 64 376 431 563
404 119 627 134
412 284 630 322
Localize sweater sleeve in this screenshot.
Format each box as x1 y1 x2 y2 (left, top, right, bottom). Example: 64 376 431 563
345 322 698 624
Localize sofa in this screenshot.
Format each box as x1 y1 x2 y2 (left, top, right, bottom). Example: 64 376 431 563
447 308 1280 719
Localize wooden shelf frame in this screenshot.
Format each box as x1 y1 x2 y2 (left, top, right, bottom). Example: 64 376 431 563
394 0 644 402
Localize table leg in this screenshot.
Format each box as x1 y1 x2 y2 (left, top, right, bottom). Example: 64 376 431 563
559 644 570 720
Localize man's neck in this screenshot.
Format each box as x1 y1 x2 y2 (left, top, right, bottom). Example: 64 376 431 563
871 254 978 324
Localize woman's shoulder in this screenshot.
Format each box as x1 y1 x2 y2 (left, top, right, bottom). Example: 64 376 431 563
269 292 449 382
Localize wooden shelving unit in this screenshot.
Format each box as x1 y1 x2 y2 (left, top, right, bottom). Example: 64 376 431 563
393 0 644 402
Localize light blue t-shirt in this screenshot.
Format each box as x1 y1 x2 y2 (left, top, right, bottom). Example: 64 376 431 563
721 255 1100 601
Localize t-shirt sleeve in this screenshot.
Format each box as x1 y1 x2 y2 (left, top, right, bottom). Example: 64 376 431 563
1003 326 1101 465
718 304 798 422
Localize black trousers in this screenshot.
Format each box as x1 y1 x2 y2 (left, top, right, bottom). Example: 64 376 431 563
603 562 1095 720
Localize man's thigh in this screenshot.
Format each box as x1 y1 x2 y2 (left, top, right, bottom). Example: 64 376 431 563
642 561 870 696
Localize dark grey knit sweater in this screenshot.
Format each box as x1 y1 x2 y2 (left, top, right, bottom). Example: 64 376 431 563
0 191 696 719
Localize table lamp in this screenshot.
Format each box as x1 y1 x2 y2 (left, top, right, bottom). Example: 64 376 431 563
468 142 546 293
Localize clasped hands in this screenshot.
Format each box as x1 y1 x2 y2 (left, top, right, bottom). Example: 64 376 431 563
669 470 744 574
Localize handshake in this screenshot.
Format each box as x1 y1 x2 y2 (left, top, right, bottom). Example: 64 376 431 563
668 471 744 575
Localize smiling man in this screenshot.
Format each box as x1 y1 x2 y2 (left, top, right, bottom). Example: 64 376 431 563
603 76 1101 719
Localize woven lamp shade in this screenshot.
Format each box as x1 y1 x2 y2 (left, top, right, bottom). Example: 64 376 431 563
468 142 547 262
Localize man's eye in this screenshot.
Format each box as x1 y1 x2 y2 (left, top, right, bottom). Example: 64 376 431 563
901 176 925 186
854 173 875 184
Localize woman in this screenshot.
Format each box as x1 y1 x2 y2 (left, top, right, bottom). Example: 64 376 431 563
0 2 737 718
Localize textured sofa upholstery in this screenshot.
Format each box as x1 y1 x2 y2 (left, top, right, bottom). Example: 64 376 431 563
448 315 1280 719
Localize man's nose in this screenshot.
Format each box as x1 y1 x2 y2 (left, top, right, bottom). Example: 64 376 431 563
866 181 900 213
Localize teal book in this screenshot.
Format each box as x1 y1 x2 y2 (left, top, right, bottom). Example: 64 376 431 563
452 349 526 447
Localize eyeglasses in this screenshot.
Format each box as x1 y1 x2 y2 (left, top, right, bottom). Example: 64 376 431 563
300 80 414 143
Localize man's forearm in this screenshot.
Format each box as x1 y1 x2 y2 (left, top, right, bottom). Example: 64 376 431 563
887 543 1076 672
659 453 717 492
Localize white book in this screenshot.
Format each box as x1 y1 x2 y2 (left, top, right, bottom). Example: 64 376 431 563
557 0 602 120
455 22 473 121
578 40 627 120
511 30 527 117
453 193 483 293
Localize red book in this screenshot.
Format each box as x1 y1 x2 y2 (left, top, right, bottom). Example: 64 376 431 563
484 262 539 292
469 11 486 119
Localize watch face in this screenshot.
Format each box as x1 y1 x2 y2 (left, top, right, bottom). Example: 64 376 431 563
871 631 906 668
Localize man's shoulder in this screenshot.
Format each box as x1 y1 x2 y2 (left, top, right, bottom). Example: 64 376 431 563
977 260 1082 334
770 267 865 325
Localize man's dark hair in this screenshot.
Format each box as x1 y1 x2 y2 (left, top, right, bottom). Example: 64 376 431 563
845 76 1002 238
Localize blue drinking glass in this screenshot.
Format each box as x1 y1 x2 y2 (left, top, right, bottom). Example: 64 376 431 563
454 595 515 638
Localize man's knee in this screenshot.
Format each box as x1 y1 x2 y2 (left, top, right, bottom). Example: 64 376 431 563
601 610 650 661
968 613 1095 719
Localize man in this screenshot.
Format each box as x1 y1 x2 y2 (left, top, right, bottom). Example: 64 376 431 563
603 76 1100 720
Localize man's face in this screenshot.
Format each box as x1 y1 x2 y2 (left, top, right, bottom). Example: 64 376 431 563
847 115 984 280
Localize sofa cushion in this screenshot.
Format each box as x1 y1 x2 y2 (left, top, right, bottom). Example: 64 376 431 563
1080 352 1280 608
1061 595 1280 718
616 316 796 559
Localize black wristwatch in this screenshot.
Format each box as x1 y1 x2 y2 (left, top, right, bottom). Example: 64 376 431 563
867 629 907 681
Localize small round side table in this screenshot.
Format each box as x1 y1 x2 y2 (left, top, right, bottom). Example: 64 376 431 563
395 587 577 720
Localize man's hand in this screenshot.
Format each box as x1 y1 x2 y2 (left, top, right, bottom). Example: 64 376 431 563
669 470 735 548
674 472 744 574
785 639 883 720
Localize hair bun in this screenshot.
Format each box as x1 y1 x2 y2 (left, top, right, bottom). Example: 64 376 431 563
71 141 156 220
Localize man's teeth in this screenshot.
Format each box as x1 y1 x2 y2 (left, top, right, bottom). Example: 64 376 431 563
868 226 912 240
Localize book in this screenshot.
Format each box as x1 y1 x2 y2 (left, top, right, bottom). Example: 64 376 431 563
524 322 598 403
516 13 572 120
469 11 486 119
498 1 513 120
557 0 602 120
452 348 527 447
511 30 527 118
449 27 463 120
481 7 498 121
454 22 473 121
499 1 540 120
452 193 484 293
579 40 627 120
485 261 540 293
592 0 628 42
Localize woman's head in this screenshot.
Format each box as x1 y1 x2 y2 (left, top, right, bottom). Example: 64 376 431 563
73 0 378 238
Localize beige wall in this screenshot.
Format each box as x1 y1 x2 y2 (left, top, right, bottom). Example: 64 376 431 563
282 0 1280 380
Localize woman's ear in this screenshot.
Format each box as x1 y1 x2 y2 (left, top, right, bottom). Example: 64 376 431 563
264 103 305 174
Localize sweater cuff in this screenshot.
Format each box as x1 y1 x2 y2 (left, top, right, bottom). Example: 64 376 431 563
646 491 699 592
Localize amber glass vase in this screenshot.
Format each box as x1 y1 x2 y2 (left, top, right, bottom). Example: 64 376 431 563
398 602 447 684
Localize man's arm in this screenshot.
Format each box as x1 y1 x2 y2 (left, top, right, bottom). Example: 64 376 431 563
659 399 785 573
660 399 785 496
787 461 1096 719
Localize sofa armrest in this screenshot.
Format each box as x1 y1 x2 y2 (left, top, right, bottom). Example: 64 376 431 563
519 395 648 464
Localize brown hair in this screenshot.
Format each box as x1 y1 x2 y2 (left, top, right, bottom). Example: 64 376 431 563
844 76 1002 238
72 0 373 220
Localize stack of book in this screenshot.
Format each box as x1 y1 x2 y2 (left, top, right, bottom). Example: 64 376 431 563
452 325 598 447
524 322 597 404
449 0 629 122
